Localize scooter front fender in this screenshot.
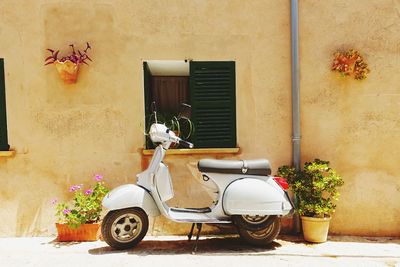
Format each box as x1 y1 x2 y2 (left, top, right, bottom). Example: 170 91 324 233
223 178 292 216
102 184 160 217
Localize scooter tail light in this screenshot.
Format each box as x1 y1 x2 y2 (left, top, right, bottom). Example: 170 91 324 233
273 177 289 190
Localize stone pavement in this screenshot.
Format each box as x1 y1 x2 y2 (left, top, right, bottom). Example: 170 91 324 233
0 235 399 267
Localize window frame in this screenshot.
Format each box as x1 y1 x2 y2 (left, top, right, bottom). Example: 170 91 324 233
143 60 237 149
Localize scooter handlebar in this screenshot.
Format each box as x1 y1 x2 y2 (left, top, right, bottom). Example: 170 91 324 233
179 140 194 149
164 128 193 148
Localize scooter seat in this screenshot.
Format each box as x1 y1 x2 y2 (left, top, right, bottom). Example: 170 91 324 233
198 159 271 176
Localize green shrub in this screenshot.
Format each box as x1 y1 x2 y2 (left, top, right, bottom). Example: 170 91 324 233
277 159 344 218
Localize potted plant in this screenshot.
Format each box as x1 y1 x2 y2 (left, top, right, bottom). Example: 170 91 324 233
45 42 92 84
52 174 109 241
331 49 370 80
277 159 344 242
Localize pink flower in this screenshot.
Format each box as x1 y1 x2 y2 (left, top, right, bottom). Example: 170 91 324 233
69 185 81 192
63 209 71 215
51 198 58 205
85 189 93 195
95 174 103 182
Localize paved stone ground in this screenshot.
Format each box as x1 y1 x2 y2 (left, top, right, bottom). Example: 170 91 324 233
0 235 399 267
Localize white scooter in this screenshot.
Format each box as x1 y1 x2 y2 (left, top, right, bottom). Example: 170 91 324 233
101 111 293 251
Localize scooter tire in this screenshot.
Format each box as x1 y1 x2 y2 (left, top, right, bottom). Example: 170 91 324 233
101 208 149 250
237 216 281 246
233 215 277 231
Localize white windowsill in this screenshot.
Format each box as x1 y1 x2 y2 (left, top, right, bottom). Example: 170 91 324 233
0 150 16 157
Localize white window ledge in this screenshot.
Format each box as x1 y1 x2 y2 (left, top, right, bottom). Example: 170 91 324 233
142 147 240 156
0 150 15 157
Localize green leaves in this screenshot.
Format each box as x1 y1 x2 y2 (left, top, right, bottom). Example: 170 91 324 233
277 159 344 218
54 177 110 228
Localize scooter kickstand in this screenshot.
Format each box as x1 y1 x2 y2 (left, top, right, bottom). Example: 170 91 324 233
192 223 202 254
188 223 195 241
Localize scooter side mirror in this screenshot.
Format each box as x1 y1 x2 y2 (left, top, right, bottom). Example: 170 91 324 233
151 101 157 113
151 101 158 123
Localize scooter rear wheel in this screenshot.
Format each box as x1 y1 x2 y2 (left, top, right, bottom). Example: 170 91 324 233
101 208 148 250
237 216 281 246
233 215 277 231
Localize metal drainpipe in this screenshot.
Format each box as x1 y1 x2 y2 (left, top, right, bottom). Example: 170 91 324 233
290 0 301 233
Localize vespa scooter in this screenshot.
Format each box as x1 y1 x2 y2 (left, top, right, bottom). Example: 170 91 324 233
101 111 293 251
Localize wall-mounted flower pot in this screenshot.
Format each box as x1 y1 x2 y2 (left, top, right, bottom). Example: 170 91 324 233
54 60 80 84
332 49 370 80
56 223 100 241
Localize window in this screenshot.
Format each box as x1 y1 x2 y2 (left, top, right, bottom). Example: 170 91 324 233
0 59 9 151
144 60 236 149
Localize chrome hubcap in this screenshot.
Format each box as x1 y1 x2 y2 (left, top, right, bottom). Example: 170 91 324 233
111 213 142 243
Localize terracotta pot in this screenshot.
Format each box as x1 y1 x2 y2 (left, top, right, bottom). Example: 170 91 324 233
54 60 79 84
55 223 100 242
301 216 331 243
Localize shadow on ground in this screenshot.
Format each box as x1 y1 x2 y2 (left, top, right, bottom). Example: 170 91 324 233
46 238 83 248
88 236 281 255
279 235 400 245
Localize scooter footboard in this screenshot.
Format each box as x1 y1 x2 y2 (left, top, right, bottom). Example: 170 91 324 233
223 178 292 216
102 184 160 217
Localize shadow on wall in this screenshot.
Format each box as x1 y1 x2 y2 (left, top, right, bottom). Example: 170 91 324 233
16 205 43 237
0 160 44 236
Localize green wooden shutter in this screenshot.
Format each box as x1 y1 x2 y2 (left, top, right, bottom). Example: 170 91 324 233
0 59 9 151
190 61 236 148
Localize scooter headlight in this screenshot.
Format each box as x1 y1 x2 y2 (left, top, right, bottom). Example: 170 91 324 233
149 123 169 143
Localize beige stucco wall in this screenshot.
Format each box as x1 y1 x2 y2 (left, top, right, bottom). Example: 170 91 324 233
0 0 398 237
300 0 400 236
0 0 292 236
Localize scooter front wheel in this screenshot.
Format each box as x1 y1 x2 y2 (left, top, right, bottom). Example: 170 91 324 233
237 216 281 246
101 208 149 250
